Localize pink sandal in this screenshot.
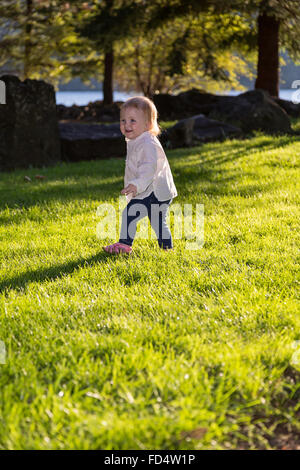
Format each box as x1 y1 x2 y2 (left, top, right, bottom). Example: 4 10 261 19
103 242 132 254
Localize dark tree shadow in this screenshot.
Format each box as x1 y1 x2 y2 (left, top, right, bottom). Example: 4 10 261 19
167 135 299 198
0 249 128 294
0 134 298 211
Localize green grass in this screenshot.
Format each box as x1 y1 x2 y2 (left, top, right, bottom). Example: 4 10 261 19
0 131 299 450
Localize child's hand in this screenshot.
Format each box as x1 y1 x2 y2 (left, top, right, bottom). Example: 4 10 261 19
121 184 137 197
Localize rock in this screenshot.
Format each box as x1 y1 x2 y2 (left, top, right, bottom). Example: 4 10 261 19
160 114 242 148
59 122 125 161
154 93 186 121
154 88 226 121
57 88 294 137
0 75 61 171
57 100 122 122
273 97 300 118
56 104 83 121
154 88 293 135
207 89 292 134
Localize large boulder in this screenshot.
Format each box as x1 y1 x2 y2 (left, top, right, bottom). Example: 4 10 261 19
154 92 189 121
154 88 293 135
207 89 292 134
154 88 227 121
160 114 242 148
59 122 125 161
0 75 61 171
273 97 300 118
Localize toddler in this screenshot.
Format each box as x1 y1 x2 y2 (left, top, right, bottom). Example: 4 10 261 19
103 96 177 254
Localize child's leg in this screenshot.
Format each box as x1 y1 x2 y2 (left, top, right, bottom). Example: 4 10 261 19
118 196 150 246
148 193 173 249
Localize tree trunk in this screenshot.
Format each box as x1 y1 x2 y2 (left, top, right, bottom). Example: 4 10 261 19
103 48 114 105
255 11 280 97
24 0 33 79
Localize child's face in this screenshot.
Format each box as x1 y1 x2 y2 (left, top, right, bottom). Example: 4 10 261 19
120 107 150 140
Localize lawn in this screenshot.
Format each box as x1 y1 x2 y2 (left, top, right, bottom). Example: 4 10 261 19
0 131 299 449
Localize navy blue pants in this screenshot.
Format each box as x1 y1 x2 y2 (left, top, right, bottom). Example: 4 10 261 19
119 191 173 249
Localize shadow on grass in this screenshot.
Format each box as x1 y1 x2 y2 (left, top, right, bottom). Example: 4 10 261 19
0 178 123 211
169 135 299 198
0 134 298 214
176 170 278 198
0 249 125 294
169 133 299 166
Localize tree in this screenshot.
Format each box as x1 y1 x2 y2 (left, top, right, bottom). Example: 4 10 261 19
77 0 255 100
254 0 300 97
75 0 151 104
255 8 279 96
0 0 103 89
113 13 255 98
135 0 300 97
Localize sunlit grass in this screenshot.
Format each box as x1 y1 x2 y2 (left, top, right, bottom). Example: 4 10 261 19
0 132 299 449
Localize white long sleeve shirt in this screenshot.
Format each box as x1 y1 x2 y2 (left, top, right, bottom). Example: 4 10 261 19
124 131 178 203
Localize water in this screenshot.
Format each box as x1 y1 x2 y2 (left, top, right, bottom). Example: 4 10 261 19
218 89 296 101
56 90 142 106
56 89 297 106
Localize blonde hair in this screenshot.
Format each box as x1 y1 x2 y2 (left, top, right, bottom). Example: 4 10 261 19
120 96 161 136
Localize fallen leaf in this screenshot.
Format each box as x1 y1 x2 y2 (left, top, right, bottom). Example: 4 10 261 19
180 427 208 440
